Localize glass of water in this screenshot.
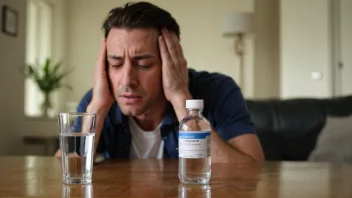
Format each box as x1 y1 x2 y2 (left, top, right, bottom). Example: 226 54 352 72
58 112 96 185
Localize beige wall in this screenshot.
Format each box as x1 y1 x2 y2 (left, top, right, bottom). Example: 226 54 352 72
0 0 279 155
253 0 280 99
0 0 27 154
65 0 255 103
0 0 66 155
156 0 255 98
339 0 352 95
51 0 69 113
0 0 56 155
280 0 333 98
0 0 342 155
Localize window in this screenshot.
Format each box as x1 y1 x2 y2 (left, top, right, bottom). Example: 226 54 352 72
25 0 53 117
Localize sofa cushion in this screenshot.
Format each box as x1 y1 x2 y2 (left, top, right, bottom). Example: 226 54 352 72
246 99 326 160
246 99 326 138
309 116 352 163
325 96 352 117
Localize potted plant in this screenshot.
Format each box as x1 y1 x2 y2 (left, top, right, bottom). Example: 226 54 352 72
25 58 72 117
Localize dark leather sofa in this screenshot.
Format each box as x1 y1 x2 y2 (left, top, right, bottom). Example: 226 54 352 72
246 95 352 161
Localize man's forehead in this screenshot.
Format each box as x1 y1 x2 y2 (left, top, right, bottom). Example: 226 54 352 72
106 28 159 54
107 28 158 43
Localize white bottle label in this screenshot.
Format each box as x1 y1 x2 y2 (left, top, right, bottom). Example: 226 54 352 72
179 131 211 158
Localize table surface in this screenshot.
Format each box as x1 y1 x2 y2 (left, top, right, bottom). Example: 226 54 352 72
0 156 352 198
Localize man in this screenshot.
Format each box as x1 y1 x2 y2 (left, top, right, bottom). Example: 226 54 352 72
56 2 264 165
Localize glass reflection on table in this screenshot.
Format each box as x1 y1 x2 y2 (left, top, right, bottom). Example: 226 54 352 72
62 184 93 198
178 183 211 198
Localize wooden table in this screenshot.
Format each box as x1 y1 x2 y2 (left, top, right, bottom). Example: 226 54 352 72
0 157 352 197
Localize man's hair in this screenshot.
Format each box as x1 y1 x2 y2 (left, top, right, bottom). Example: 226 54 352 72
102 2 180 39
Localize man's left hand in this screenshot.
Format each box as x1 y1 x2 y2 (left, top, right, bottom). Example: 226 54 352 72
158 28 190 103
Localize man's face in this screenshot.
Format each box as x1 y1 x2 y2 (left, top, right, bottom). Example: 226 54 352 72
106 28 163 116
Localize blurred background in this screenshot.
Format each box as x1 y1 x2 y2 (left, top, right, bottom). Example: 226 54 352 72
0 0 351 161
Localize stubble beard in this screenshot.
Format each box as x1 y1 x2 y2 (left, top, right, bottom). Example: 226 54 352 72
118 97 154 117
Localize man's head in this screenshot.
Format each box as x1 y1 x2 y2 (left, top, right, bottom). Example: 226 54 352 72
103 2 180 39
102 2 180 117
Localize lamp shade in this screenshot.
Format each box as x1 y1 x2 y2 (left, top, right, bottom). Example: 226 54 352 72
222 12 254 37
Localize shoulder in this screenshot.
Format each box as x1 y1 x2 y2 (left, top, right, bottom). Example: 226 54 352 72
82 89 93 101
187 69 254 140
187 68 240 101
76 89 93 112
188 68 239 91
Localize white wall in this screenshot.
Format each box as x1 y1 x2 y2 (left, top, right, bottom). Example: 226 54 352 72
280 0 333 98
65 0 254 103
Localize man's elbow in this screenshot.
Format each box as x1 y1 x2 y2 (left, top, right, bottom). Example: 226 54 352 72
251 151 265 165
227 134 265 166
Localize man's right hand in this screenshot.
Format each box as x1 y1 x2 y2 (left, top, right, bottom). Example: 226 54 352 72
91 39 115 110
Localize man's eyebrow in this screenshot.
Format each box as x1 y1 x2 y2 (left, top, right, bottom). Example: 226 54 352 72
132 54 155 60
107 55 123 60
107 54 156 60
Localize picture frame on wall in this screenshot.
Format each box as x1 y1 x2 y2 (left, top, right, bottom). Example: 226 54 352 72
2 5 18 37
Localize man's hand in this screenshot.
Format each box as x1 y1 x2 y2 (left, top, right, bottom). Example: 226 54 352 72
158 28 190 103
55 40 114 158
158 28 191 121
91 39 115 110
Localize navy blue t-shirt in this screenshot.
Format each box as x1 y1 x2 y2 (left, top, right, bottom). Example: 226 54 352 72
77 68 255 159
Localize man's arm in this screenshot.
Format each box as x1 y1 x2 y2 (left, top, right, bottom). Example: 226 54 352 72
171 92 264 165
211 131 264 165
158 28 264 165
86 103 110 158
56 39 114 158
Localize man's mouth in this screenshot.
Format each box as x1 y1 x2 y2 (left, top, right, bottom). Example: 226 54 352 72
120 94 142 103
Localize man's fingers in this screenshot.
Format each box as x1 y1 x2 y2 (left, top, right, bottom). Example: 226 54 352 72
94 39 107 83
161 28 179 62
170 32 184 57
170 32 187 68
96 39 107 72
98 39 107 64
159 35 173 65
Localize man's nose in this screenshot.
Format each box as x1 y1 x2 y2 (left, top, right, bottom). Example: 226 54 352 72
120 62 137 87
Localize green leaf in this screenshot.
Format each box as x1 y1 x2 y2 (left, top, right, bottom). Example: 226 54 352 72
24 58 73 94
25 65 40 81
51 61 62 76
43 58 50 78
